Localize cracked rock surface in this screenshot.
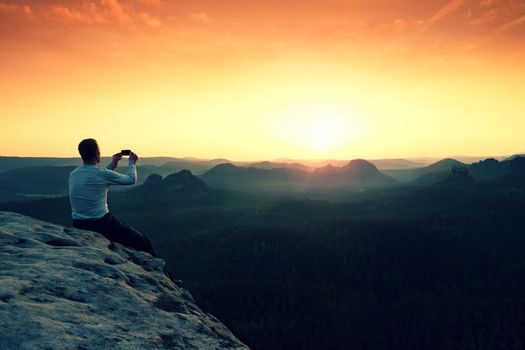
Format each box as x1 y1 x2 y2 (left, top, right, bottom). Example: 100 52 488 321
0 211 249 350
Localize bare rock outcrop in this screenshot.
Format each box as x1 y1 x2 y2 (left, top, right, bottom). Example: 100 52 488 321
0 211 249 350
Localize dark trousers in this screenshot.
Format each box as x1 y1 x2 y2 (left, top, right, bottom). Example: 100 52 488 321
73 213 156 256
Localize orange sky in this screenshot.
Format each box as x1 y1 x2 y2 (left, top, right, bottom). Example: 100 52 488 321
1 0 524 160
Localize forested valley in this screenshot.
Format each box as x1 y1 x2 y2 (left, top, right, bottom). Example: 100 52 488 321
3 158 525 350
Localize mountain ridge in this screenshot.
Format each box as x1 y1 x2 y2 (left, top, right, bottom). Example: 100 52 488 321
202 159 396 191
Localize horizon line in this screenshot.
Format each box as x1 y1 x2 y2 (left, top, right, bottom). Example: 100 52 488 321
1 152 523 163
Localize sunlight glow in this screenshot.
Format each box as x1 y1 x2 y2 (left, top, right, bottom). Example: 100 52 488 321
270 102 354 155
2 0 525 159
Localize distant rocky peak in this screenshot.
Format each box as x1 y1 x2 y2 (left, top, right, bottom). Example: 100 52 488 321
163 170 207 191
315 163 336 172
164 169 196 183
443 165 475 185
144 173 163 185
509 156 525 174
214 163 237 170
344 159 377 170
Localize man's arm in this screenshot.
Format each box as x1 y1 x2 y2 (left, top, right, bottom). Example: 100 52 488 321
105 153 122 171
103 152 138 185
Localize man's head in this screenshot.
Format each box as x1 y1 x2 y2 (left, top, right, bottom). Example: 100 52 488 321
78 138 100 164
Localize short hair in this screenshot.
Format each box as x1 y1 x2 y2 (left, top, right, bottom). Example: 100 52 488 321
78 138 99 162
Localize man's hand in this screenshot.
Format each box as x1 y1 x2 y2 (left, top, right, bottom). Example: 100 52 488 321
111 152 122 168
129 151 138 163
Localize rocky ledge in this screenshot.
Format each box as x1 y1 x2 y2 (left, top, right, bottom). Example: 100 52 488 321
0 211 249 350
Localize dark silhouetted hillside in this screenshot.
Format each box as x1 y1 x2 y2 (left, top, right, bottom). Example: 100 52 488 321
468 158 505 180
0 166 76 195
0 156 79 171
385 158 465 183
3 156 525 350
309 159 396 188
0 165 157 201
202 160 396 192
247 161 312 172
201 163 300 191
135 170 208 199
368 158 425 169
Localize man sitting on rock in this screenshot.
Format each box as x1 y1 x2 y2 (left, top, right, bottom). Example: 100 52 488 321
68 138 156 256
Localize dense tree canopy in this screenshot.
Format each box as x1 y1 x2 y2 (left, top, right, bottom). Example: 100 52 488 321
3 160 525 350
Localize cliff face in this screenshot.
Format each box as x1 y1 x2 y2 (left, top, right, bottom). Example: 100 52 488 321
0 211 249 350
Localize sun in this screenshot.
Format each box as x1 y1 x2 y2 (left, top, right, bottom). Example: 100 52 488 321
270 102 350 154
305 116 341 152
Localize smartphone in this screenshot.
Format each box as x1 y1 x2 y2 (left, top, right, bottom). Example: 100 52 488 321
121 150 131 156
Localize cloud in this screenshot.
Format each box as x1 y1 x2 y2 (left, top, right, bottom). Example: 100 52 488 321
468 8 499 27
425 0 466 27
466 0 525 36
190 12 211 23
45 5 93 24
498 14 525 33
138 0 164 7
139 12 162 27
101 0 132 24
0 2 31 15
0 3 18 14
391 17 425 31
480 0 494 9
378 0 525 42
0 0 163 28
2 0 525 61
